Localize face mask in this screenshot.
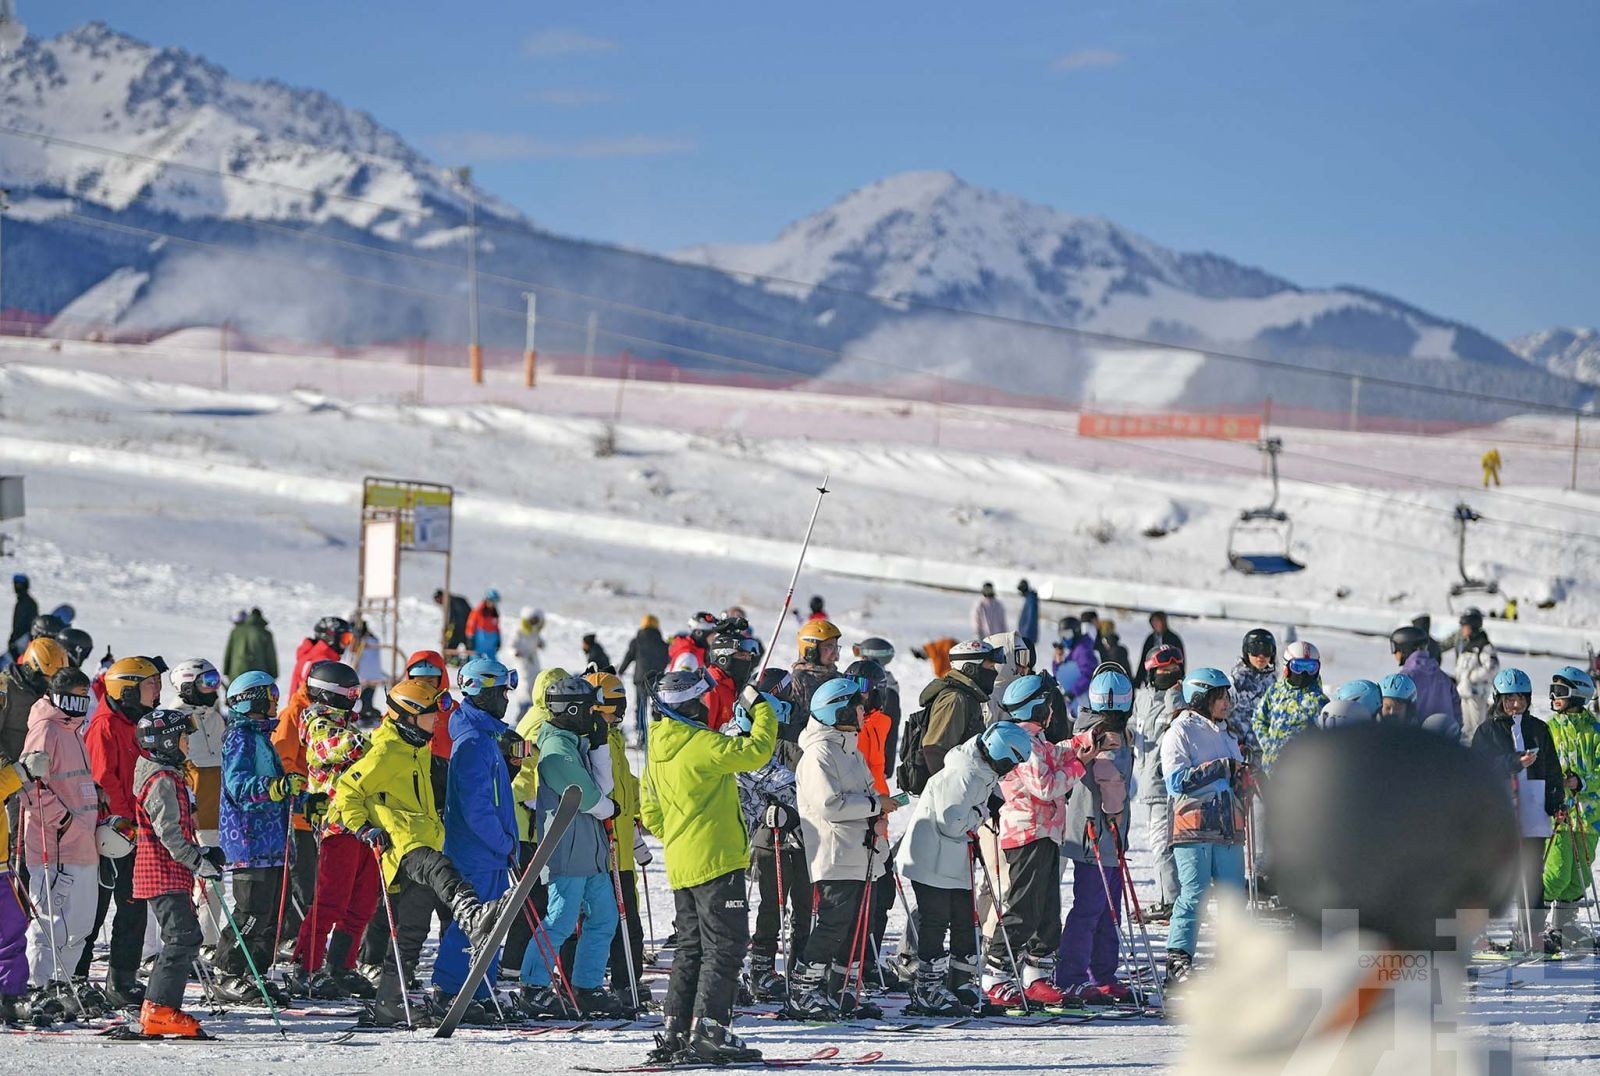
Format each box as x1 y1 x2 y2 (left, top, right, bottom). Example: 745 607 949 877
968 665 998 694
476 687 510 720
1151 670 1180 691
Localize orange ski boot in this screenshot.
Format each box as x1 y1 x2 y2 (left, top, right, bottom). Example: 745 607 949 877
140 999 205 1038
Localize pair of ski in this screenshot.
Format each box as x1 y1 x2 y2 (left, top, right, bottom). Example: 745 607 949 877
578 1046 884 1073
96 1025 357 1045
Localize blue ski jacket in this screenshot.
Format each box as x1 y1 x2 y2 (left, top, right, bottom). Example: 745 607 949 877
220 714 290 869
444 698 519 875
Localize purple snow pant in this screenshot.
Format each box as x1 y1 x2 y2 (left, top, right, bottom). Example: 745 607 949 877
1054 860 1121 988
0 870 29 995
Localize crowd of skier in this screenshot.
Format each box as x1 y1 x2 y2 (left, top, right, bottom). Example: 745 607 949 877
0 569 1594 1064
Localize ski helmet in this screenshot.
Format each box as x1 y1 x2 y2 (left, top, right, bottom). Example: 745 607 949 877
484 588 501 603
1551 666 1596 708
20 637 71 684
586 671 627 724
1493 668 1532 698
29 613 65 641
1333 679 1382 718
96 822 134 860
1388 624 1430 658
137 707 196 764
688 612 719 641
47 666 92 719
708 632 760 672
1283 640 1321 684
405 650 447 680
980 720 1035 772
1378 673 1418 705
652 669 715 724
949 638 1002 668
796 619 841 662
225 670 280 718
1318 697 1376 730
844 659 887 711
853 637 896 665
1266 724 1518 953
458 656 518 697
810 676 868 728
1458 608 1484 632
1241 628 1277 662
1088 669 1134 715
56 626 94 668
104 656 162 717
386 678 443 721
1182 667 1233 710
1001 673 1050 723
170 657 222 707
313 615 353 651
1057 616 1081 645
983 633 1036 675
306 661 361 710
544 674 597 733
1144 643 1184 687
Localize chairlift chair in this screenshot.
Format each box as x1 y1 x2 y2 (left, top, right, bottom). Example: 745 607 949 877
1227 438 1305 575
1448 502 1499 606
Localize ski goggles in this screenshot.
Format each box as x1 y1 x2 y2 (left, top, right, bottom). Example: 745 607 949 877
460 667 518 693
1550 681 1592 702
191 667 223 691
1286 658 1321 676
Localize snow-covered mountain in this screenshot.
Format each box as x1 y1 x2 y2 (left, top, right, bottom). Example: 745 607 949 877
1510 327 1600 387
0 22 1587 422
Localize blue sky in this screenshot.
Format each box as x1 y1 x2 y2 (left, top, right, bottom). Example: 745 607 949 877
23 0 1600 337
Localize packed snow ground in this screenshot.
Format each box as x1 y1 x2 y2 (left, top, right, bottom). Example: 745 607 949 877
1 353 1598 1071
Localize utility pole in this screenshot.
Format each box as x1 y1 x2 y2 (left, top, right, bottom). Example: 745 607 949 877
456 167 482 384
583 311 599 377
521 291 538 388
0 188 9 337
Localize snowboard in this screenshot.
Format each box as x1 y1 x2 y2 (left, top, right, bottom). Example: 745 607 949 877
435 784 583 1038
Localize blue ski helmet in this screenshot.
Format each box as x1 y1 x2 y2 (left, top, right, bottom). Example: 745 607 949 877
1333 679 1382 717
458 656 518 697
1087 669 1134 715
1552 666 1596 706
980 720 1035 767
1182 667 1232 707
810 676 869 726
1378 673 1417 704
1000 674 1050 722
225 670 280 717
1493 668 1533 697
484 588 501 602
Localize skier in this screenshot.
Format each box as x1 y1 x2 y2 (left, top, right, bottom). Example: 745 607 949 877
1482 446 1503 487
582 632 612 673
1055 619 1099 710
503 665 568 979
169 658 227 943
915 639 1003 783
21 667 99 1014
1015 580 1039 646
511 608 546 707
1096 620 1132 677
1056 669 1135 1004
290 616 351 693
520 674 626 1018
465 590 502 659
1543 667 1600 952
1376 673 1421 725
214 670 299 1006
1163 667 1248 984
1251 640 1326 772
290 661 377 1000
54 626 94 671
1 637 68 767
982 632 1037 725
638 669 778 1063
779 619 844 745
434 657 521 1020
1133 611 1185 689
1470 668 1562 951
785 677 891 1021
223 608 278 682
972 583 1006 638
433 589 472 654
804 596 829 623
1389 624 1461 727
587 670 647 1003
80 655 165 1004
0 735 49 1025
988 674 1092 1005
897 719 1034 1015
1179 725 1519 1076
705 631 761 731
1132 644 1184 919
618 615 669 746
129 709 223 1039
667 612 719 672
330 678 514 1027
1228 630 1274 762
8 573 37 660
1452 608 1500 739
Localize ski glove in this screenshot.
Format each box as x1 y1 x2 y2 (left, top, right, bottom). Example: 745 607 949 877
763 803 796 831
195 857 222 881
301 792 330 823
357 825 391 851
201 846 227 870
14 749 51 783
268 773 306 802
633 827 653 866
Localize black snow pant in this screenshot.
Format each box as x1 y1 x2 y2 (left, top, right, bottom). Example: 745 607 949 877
610 869 645 993
912 881 976 964
147 893 202 1010
283 830 319 942
751 838 812 961
215 866 284 979
800 879 868 971
994 839 1062 961
76 854 147 981
375 848 476 1005
868 872 895 964
501 840 549 974
662 869 748 1025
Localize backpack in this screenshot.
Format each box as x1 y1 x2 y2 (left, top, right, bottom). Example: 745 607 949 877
895 699 933 796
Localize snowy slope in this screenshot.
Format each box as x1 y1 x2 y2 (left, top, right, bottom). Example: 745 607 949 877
1511 327 1600 386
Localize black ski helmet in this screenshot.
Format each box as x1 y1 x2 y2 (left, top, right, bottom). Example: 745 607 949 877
1389 624 1429 658
30 613 65 641
652 669 714 723
708 632 759 672
1266 724 1517 954
1241 628 1276 662
313 616 353 650
306 661 361 711
853 637 895 665
844 658 886 711
56 626 94 667
136 708 197 765
545 674 598 733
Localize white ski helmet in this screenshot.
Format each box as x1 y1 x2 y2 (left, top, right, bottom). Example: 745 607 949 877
97 822 134 859
1283 640 1321 671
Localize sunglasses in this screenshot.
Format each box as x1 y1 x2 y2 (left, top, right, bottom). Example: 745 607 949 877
1286 658 1321 676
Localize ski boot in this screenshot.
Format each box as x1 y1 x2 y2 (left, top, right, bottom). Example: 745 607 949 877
1142 902 1173 924
102 967 147 1009
212 974 291 1008
308 967 351 1000
687 1016 762 1064
833 965 882 1020
949 957 991 1012
357 962 385 990
748 954 788 1002
279 963 312 998
72 978 110 1018
429 987 499 1026
332 966 376 999
576 985 628 1019
1085 980 1133 1006
904 961 965 1017
139 1000 206 1039
866 959 907 994
1 994 48 1028
646 1015 690 1064
518 983 579 1018
30 982 80 1022
780 962 840 1021
1020 955 1066 1006
983 978 1023 1010
450 887 516 951
1165 949 1192 985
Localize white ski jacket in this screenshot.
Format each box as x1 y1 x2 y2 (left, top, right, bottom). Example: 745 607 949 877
896 737 1000 890
796 721 887 883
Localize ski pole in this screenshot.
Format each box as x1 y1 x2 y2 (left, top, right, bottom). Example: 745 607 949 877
605 821 642 1013
965 839 987 1014
1559 804 1600 944
773 826 788 979
32 780 85 1015
1084 819 1140 996
970 835 1029 1014
639 855 658 952
752 475 830 685
844 835 880 1001
1107 818 1164 1002
511 870 580 1014
203 877 287 1037
271 811 294 966
371 847 414 1029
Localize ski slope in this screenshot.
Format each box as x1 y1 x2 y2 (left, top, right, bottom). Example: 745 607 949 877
1 348 1598 1071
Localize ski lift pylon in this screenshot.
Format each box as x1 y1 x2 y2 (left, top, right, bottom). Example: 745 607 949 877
1448 501 1499 605
1227 437 1305 575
